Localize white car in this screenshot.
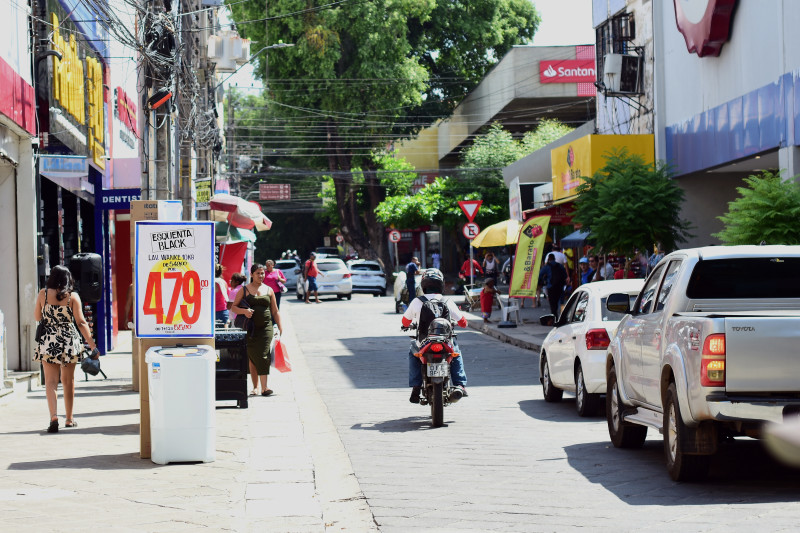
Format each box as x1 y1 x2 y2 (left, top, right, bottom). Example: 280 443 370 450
538 279 644 417
296 258 353 300
275 259 301 290
347 260 387 296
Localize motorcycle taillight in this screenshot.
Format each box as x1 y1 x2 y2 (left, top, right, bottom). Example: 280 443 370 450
430 343 444 353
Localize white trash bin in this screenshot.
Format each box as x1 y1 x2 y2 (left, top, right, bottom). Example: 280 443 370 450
145 345 216 465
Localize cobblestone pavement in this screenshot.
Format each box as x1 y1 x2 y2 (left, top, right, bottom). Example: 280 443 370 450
289 293 800 533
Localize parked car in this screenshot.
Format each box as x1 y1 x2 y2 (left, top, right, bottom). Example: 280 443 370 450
315 246 340 258
605 245 800 481
347 259 387 296
538 279 644 417
296 257 352 300
275 259 301 290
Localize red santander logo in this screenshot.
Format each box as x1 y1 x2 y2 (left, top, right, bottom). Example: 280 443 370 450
539 59 596 84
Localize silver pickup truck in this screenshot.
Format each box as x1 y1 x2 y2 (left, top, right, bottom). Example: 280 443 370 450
605 245 800 481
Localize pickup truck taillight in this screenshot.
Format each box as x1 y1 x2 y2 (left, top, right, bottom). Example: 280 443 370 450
343 273 351 278
700 333 726 387
585 329 611 350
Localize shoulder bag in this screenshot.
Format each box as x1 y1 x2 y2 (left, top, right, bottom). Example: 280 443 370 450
233 287 252 332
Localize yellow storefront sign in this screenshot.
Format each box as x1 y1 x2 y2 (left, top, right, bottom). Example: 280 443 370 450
551 134 654 203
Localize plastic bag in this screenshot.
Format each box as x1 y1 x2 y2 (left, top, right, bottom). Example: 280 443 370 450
273 339 291 372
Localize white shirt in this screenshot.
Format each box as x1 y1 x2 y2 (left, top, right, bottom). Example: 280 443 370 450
402 294 464 325
551 250 568 269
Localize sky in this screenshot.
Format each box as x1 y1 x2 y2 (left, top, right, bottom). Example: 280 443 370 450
223 0 597 90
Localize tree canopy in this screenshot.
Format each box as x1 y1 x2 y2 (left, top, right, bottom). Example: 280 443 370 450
571 150 692 256
713 171 800 245
225 0 540 267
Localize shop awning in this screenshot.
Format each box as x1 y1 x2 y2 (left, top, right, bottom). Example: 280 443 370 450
561 229 592 249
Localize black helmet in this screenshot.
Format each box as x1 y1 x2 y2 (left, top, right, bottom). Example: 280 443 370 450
428 317 452 337
420 268 444 294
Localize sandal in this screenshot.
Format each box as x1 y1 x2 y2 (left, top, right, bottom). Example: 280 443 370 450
261 389 273 396
65 420 77 428
249 389 258 396
47 418 59 433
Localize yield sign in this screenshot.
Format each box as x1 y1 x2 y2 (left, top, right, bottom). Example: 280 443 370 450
458 200 482 222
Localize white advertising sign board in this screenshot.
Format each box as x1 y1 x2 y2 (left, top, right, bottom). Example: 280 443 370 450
135 221 215 338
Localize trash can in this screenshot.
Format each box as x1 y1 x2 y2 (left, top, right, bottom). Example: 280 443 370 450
214 328 249 408
145 345 216 465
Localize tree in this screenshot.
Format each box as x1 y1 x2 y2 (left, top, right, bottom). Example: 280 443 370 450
571 149 692 256
713 171 800 245
225 0 540 269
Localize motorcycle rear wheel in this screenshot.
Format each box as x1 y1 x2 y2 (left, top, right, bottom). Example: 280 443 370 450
431 383 444 427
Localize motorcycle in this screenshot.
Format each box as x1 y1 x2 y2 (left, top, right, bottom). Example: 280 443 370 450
403 318 463 427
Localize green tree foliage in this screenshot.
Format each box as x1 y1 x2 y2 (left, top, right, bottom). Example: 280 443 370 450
572 149 692 256
713 171 800 245
521 119 575 152
225 0 540 268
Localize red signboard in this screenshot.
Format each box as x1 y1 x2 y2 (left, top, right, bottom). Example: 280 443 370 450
539 59 596 84
259 183 291 201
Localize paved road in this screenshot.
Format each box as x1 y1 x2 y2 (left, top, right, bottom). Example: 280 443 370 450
288 293 800 532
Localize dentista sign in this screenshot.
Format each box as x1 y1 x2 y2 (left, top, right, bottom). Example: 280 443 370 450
539 59 596 84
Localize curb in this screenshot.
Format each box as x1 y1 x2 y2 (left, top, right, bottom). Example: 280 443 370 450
465 316 543 353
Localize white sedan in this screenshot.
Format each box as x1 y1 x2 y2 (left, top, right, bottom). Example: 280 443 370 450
538 279 644 417
296 258 353 300
347 259 387 296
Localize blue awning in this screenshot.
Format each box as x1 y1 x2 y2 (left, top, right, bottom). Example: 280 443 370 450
561 229 591 249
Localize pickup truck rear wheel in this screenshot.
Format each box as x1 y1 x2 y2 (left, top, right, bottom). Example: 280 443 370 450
664 383 711 482
575 363 601 417
541 355 563 402
607 366 647 448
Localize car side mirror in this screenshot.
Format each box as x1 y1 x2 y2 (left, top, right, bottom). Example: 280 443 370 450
606 293 631 314
539 314 555 327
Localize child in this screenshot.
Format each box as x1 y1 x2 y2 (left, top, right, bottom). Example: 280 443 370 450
480 278 499 323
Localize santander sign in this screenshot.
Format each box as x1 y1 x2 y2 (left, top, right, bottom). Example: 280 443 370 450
539 59 596 84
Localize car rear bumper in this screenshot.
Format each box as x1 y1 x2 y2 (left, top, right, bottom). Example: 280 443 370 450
705 394 800 424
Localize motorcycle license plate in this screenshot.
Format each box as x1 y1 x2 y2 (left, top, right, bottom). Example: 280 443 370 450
427 362 449 377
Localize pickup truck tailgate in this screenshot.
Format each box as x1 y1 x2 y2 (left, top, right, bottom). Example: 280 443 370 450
725 317 800 393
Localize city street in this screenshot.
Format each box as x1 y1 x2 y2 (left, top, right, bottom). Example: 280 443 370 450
288 293 800 532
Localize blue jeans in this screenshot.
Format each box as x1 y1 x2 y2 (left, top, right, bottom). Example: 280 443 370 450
408 341 467 387
215 309 229 323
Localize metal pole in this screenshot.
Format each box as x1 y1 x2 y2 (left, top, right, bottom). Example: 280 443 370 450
469 243 474 287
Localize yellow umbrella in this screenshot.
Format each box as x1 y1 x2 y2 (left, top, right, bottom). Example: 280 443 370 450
470 219 523 248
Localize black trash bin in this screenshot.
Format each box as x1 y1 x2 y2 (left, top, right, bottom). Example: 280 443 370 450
215 328 249 408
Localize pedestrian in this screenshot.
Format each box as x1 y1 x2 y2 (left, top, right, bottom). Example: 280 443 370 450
458 254 483 282
227 272 247 326
405 256 421 302
480 278 499 323
230 263 283 397
482 251 499 286
263 259 288 308
614 259 636 279
538 253 568 317
303 252 324 304
214 264 229 325
578 257 594 285
431 249 441 270
34 265 98 433
648 243 665 274
591 255 614 281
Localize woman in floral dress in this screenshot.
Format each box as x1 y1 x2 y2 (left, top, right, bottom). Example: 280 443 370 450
34 265 98 433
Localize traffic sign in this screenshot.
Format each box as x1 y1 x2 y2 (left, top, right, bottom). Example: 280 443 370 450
462 222 480 240
336 234 344 243
458 200 482 222
388 229 401 243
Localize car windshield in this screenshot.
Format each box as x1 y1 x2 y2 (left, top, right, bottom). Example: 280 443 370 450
351 263 381 272
687 258 800 298
317 261 345 272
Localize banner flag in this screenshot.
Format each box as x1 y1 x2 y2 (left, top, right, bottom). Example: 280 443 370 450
509 216 551 298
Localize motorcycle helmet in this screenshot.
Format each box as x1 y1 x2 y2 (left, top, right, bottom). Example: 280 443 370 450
428 317 452 337
420 268 445 294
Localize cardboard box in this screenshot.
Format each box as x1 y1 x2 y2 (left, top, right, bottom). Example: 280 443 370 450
130 200 161 257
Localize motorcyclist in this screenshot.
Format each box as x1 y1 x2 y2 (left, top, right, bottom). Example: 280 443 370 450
401 269 468 404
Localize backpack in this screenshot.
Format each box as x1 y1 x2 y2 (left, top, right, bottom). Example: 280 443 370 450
417 295 450 341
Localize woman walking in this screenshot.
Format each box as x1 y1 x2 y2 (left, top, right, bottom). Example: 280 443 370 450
231 263 283 396
34 265 98 433
263 260 288 308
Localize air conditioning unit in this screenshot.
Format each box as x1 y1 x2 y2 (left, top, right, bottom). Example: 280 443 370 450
603 54 643 94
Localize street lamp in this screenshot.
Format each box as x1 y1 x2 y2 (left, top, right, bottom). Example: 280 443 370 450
214 43 295 90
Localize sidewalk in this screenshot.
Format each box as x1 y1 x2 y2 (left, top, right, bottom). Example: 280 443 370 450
0 311 376 532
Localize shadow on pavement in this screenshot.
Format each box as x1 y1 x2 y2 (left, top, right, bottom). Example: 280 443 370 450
8 452 161 471
564 438 800 501
0 423 139 437
518 398 606 423
351 416 447 433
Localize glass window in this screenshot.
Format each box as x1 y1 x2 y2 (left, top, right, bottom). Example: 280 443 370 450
601 293 639 321
686 258 800 298
351 263 382 272
317 261 345 272
571 292 590 323
655 260 682 311
559 292 581 324
637 264 665 314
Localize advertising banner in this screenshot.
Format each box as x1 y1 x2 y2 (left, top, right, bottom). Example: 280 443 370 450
135 222 215 338
509 216 550 299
